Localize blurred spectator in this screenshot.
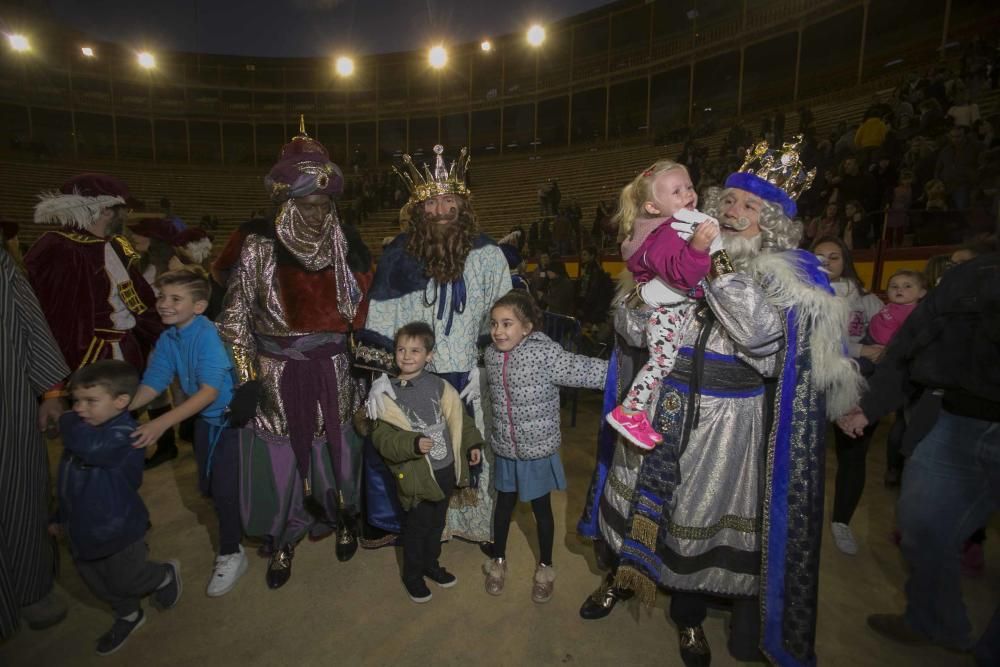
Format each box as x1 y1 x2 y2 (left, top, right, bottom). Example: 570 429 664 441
576 246 613 326
805 202 844 247
539 261 575 316
886 170 914 247
935 126 983 210
947 91 981 128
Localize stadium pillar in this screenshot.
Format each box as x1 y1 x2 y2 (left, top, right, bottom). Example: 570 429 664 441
687 60 695 126
941 0 952 54
71 110 79 160
792 27 803 103
499 44 505 155
736 47 745 117
184 120 191 163
219 122 224 165
857 0 869 85
568 26 575 146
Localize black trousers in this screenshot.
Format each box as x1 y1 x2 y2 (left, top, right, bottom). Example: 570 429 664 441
401 465 455 586
832 422 877 524
670 591 762 660
74 539 169 618
193 420 243 555
885 408 907 475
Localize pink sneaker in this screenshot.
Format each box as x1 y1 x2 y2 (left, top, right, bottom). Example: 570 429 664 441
605 406 662 451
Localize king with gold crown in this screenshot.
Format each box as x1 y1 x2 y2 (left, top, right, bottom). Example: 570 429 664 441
577 137 862 667
358 144 511 547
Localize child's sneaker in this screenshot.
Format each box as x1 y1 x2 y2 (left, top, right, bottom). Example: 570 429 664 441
151 560 182 609
95 610 146 656
423 565 458 588
605 406 662 450
206 546 248 597
483 557 507 596
532 563 556 604
403 578 433 604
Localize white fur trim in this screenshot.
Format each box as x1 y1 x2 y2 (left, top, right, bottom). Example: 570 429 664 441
183 237 213 264
33 191 125 230
747 251 865 419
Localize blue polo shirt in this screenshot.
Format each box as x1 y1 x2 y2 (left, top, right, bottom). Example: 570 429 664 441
141 315 234 422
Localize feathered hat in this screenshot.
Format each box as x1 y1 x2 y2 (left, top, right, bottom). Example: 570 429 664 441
34 173 132 231
128 217 179 244
173 227 214 264
724 135 815 218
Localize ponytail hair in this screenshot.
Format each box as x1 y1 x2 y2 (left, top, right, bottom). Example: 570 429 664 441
613 159 688 241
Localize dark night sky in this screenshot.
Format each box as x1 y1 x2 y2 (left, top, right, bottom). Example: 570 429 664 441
40 0 612 57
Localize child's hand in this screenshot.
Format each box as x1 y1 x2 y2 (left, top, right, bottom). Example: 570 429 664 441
469 448 482 465
131 418 170 449
689 219 720 253
416 437 433 454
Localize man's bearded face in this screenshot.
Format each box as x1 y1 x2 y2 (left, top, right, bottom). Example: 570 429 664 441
423 194 460 226
718 189 762 240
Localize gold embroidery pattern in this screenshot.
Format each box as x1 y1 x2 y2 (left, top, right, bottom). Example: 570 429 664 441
117 280 147 314
709 250 736 280
607 473 636 503
667 514 761 540
231 345 258 383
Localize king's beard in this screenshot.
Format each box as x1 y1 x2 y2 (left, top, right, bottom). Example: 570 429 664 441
721 232 763 269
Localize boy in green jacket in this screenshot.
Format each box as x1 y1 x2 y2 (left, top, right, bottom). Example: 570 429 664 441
369 322 484 603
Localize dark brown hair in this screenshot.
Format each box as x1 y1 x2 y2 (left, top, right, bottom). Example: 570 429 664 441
155 266 211 303
887 269 928 290
491 291 543 330
394 321 435 352
810 235 868 293
407 197 478 284
69 359 139 400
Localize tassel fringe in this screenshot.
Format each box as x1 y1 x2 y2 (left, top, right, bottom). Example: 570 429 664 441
631 515 660 550
614 565 657 606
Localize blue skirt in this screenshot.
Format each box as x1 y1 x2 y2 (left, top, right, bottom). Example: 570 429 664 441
493 452 567 502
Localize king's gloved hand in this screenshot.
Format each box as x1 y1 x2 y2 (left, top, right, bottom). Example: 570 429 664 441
366 373 397 420
458 367 481 404
228 380 261 427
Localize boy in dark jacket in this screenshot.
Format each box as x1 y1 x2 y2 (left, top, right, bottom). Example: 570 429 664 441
54 360 181 656
369 322 484 604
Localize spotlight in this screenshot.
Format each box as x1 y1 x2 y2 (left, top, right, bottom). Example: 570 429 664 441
428 45 447 69
137 51 156 69
481 40 492 52
81 46 95 57
527 24 545 47
7 33 30 52
335 55 354 77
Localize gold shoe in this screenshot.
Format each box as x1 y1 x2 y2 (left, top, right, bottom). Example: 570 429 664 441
482 557 506 596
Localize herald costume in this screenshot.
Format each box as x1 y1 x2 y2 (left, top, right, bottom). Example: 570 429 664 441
357 145 511 544
216 122 372 587
579 138 861 666
25 173 162 376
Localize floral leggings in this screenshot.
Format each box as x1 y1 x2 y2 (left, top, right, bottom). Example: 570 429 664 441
623 302 694 413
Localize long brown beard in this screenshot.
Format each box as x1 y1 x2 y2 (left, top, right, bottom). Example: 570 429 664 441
407 201 477 284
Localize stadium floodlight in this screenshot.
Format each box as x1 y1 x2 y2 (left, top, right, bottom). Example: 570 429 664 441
137 51 156 69
481 40 492 52
335 55 354 77
81 46 95 57
7 33 30 52
527 24 545 47
428 45 447 69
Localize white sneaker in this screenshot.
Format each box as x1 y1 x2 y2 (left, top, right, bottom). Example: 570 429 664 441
831 522 858 555
206 546 248 597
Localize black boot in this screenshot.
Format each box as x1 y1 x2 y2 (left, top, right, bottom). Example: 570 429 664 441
579 571 633 620
678 626 712 667
336 515 359 562
266 544 294 589
143 407 178 470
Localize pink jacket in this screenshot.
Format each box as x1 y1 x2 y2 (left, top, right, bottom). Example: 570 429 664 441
867 301 918 345
622 216 710 296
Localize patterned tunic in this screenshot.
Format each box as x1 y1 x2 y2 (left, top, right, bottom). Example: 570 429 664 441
0 250 69 639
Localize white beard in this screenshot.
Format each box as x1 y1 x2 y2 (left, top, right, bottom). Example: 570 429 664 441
721 232 762 269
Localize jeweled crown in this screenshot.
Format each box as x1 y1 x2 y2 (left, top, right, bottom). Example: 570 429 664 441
735 134 816 201
394 144 471 205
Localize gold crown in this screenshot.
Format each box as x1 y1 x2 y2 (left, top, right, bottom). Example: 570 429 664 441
394 144 471 204
736 134 816 201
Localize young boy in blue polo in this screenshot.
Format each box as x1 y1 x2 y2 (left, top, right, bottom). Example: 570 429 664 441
56 360 181 656
129 267 245 597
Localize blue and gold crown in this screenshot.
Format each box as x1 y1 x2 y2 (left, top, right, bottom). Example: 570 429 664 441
725 134 816 218
394 144 471 205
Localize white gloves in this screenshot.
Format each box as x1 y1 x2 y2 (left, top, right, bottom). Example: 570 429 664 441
365 373 397 420
458 367 481 404
671 209 724 255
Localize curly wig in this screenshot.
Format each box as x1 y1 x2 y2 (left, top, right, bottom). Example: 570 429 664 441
407 196 479 284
